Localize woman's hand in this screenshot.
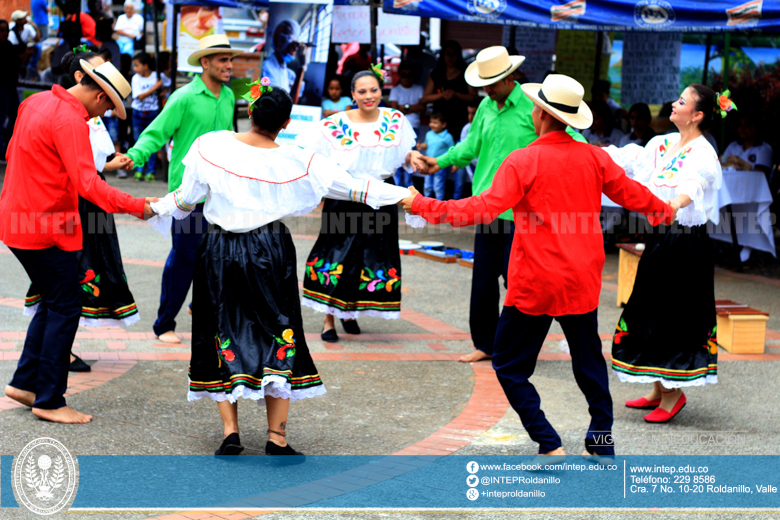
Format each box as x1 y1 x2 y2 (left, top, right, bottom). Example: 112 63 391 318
399 186 420 211
103 153 131 171
409 151 428 174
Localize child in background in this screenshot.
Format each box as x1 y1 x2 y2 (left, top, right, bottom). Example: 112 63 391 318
321 76 352 118
453 96 481 199
390 61 424 187
418 112 454 200
131 52 163 182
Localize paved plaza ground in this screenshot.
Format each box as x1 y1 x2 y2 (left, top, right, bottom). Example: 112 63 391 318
1 170 780 520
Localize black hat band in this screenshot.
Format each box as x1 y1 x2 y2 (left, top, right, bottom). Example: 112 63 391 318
92 69 124 98
539 89 579 114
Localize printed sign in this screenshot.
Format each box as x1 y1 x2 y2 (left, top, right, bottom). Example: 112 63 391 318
727 0 762 26
621 32 682 106
331 6 421 45
276 104 323 145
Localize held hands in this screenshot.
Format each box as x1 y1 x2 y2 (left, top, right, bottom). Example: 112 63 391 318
103 153 131 172
398 186 420 212
664 199 679 222
143 197 159 220
422 155 441 175
408 151 428 174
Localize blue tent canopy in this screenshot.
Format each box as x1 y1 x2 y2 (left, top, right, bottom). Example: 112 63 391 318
171 0 269 7
383 0 779 32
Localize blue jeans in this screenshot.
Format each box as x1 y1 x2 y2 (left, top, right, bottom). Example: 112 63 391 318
153 204 206 336
424 169 447 200
104 115 119 142
453 167 470 199
133 109 159 174
9 247 81 410
493 306 614 456
0 87 19 153
393 167 413 188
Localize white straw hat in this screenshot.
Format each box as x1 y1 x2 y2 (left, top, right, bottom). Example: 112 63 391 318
521 74 593 130
80 60 132 120
464 46 525 88
187 34 243 67
11 10 29 21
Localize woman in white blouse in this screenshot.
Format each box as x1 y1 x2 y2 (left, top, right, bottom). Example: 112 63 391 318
605 84 726 424
297 68 426 341
149 83 423 456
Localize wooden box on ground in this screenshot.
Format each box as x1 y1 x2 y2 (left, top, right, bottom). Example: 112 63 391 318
715 300 769 354
616 244 643 307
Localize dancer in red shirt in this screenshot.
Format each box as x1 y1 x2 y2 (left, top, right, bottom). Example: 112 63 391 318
403 74 675 463
0 60 156 424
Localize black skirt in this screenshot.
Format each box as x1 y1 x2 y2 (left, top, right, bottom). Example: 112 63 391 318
611 224 718 387
301 199 402 319
24 172 139 327
188 223 325 402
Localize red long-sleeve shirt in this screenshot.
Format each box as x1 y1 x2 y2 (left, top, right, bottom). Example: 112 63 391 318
0 86 145 251
411 130 674 316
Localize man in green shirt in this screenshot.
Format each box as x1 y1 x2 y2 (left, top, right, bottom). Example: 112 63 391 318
126 34 241 344
423 46 586 363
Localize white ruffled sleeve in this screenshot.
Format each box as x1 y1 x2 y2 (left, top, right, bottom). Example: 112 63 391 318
148 145 209 237
603 135 667 185
296 118 334 158
88 117 116 172
312 154 426 228
398 115 417 173
675 144 722 226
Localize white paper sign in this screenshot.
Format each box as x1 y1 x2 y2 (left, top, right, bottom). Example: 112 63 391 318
276 104 323 145
331 6 420 45
177 6 224 73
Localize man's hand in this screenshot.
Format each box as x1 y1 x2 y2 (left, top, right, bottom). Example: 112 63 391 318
399 186 420 211
103 153 131 171
664 199 679 223
409 151 428 174
423 156 441 175
121 156 136 170
143 197 159 220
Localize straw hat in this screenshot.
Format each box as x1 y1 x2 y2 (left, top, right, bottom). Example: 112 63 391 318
11 10 29 21
80 60 132 120
521 74 593 130
464 46 525 88
187 34 243 67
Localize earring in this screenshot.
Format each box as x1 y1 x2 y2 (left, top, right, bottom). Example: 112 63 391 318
686 120 690 126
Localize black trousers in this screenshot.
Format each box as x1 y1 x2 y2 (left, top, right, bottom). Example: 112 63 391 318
470 219 514 355
492 306 614 456
9 247 81 409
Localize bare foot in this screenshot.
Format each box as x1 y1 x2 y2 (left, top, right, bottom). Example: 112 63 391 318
32 406 92 424
528 447 567 468
583 450 615 466
188 306 192 315
5 385 35 407
157 330 182 344
459 349 491 363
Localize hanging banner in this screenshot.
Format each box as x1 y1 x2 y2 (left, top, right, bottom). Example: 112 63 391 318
621 32 682 106
502 27 556 83
555 31 610 100
176 5 224 73
331 6 421 45
382 0 780 32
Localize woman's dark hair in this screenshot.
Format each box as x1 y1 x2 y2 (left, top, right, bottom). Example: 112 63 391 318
629 103 651 124
432 40 466 78
589 99 614 134
688 83 716 131
59 50 99 88
250 86 293 132
350 70 383 92
133 52 154 68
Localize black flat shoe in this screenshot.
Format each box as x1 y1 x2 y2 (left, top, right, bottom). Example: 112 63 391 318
265 440 303 455
340 319 361 335
321 327 339 342
69 354 91 373
214 433 244 456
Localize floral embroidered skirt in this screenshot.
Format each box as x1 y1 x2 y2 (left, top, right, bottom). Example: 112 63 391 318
188 223 325 403
612 224 717 388
25 178 139 328
301 199 402 320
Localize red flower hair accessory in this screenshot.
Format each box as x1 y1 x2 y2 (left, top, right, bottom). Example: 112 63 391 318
243 77 273 115
370 63 387 83
714 89 737 119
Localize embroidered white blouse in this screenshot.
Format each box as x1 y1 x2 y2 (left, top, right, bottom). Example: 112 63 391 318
148 131 424 234
87 117 116 172
296 107 417 181
604 133 722 226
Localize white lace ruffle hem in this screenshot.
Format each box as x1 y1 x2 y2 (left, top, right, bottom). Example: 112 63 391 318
187 375 327 404
23 304 141 328
301 297 400 320
613 370 718 388
404 213 426 228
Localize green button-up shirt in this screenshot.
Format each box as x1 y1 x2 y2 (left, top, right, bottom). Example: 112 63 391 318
126 75 235 193
437 82 585 220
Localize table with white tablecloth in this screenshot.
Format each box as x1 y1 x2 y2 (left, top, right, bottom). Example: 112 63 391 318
601 168 776 258
710 168 776 258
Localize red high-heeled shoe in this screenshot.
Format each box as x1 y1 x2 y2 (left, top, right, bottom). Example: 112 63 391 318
644 392 686 423
625 396 662 409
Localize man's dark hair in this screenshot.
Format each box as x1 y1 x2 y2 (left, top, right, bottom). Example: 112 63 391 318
133 52 154 68
430 111 447 124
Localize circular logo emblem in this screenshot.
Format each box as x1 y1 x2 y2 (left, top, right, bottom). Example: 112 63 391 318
634 0 676 27
467 475 479 487
13 438 78 515
466 488 479 500
466 0 507 18
466 460 479 474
